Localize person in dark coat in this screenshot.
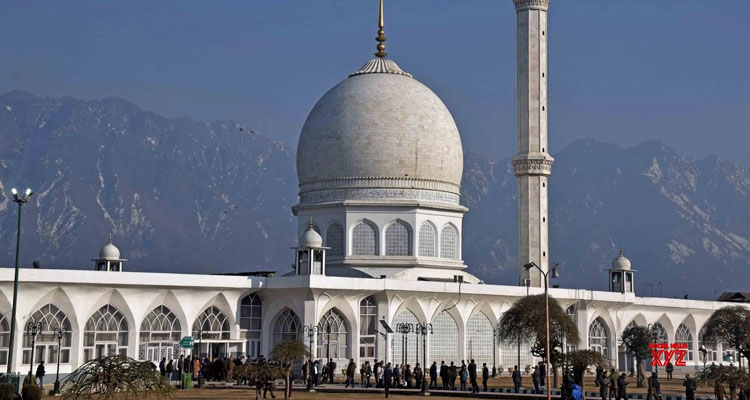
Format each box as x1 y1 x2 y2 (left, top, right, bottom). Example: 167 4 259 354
512 366 522 393
328 359 337 384
35 361 45 389
609 369 618 400
383 363 393 398
440 361 449 389
345 359 356 388
449 362 457 390
469 359 479 393
532 365 540 393
617 373 629 400
414 363 423 390
429 362 438 389
159 357 166 376
683 375 697 400
666 362 674 381
539 362 546 387
647 372 656 400
404 365 413 389
482 363 489 392
598 370 610 400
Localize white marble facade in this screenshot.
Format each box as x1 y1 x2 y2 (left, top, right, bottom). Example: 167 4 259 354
0 268 739 375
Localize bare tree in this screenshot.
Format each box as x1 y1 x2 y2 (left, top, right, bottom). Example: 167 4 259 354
61 356 174 400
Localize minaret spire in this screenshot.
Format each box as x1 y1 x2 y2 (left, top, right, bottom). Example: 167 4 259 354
512 0 554 288
375 0 387 58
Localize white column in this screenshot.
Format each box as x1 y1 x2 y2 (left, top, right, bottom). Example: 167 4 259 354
512 0 554 288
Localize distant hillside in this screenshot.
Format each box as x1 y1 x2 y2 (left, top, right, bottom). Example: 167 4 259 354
1 91 748 299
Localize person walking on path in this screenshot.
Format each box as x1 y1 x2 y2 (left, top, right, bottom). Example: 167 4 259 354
684 374 697 400
617 373 629 400
35 361 45 389
159 357 166 377
512 365 522 393
430 362 438 389
482 363 489 392
666 362 674 381
393 364 402 388
166 359 174 382
469 359 479 393
414 363 423 390
440 361 449 390
532 365 541 393
609 368 617 400
345 359 356 388
647 372 656 400
404 364 413 389
383 363 393 399
449 362 457 390
459 365 467 391
598 370 609 400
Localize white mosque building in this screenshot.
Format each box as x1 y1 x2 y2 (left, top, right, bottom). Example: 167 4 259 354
0 0 742 377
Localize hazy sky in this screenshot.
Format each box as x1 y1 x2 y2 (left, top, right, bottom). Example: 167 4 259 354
1 1 748 165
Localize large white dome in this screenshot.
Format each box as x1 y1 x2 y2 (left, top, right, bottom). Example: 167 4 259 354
297 58 463 204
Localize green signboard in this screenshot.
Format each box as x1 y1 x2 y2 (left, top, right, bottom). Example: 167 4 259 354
180 336 194 349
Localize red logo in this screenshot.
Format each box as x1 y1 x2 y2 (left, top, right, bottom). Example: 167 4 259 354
649 343 687 367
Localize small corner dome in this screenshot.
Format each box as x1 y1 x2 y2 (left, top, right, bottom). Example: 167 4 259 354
296 57 464 197
611 251 631 270
99 240 121 260
299 227 323 248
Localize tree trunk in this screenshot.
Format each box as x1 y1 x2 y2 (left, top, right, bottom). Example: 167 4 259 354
635 358 645 388
285 371 291 399
552 362 559 388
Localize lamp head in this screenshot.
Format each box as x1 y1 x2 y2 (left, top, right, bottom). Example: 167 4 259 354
551 266 560 279
11 188 17 196
25 188 32 197
523 262 534 271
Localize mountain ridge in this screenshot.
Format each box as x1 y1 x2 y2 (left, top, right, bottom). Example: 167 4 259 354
0 91 748 299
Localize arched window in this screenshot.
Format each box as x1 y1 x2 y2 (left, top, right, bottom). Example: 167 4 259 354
326 223 344 256
139 305 181 363
391 310 419 366
317 309 348 362
84 305 129 361
240 294 263 359
588 318 609 359
193 306 230 340
676 324 694 361
359 297 377 361
467 313 493 367
698 326 717 362
418 222 437 257
0 313 10 365
273 309 301 348
430 312 459 366
440 225 458 259
23 304 72 365
385 221 411 256
352 222 377 256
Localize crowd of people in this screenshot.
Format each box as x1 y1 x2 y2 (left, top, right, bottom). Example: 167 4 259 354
301 358 492 397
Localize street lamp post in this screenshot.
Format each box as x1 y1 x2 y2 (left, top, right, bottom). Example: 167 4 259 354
492 327 501 377
524 261 560 400
26 321 42 384
52 327 68 394
699 344 707 372
415 323 433 395
396 323 413 366
303 324 319 390
7 188 33 375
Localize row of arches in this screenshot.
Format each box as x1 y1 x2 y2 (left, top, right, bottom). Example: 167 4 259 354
0 292 269 366
317 220 460 259
586 317 730 364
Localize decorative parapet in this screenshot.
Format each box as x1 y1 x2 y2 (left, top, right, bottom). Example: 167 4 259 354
512 0 550 11
299 187 460 206
299 176 460 195
511 158 554 176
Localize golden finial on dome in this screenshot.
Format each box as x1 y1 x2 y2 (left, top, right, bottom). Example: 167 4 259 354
375 0 387 58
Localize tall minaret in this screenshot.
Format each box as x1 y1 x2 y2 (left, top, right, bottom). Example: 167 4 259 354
512 0 554 287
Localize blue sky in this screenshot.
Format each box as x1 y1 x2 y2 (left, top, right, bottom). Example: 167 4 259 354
1 1 748 165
